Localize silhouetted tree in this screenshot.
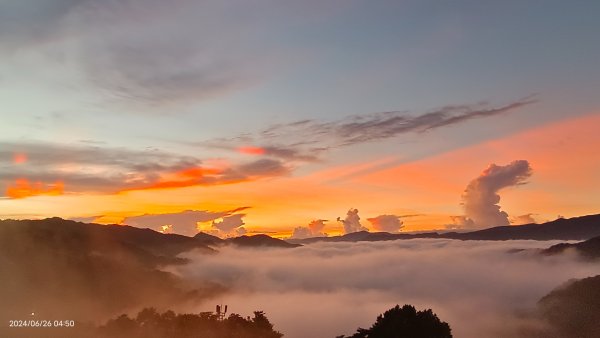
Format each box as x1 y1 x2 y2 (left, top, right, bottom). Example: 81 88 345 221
341 304 452 338
96 307 282 338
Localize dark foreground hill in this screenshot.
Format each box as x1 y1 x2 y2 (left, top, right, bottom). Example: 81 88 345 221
289 214 600 244
535 275 600 337
0 218 222 325
0 217 299 324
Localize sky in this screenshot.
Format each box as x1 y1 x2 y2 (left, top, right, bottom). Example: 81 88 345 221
1 0 599 237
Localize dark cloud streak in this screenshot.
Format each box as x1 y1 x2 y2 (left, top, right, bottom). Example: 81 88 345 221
204 97 537 163
274 97 537 147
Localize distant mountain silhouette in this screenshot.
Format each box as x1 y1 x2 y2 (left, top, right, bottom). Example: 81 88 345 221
193 231 225 246
227 234 301 248
290 214 600 244
447 214 600 241
194 232 300 248
541 235 600 260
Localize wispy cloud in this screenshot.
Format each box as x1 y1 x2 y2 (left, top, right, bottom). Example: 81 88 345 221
1 1 254 106
0 1 325 107
262 97 536 146
5 179 64 199
205 97 537 162
0 142 290 198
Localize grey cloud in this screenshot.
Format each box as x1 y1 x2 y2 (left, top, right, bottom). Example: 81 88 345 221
0 142 290 197
454 160 533 229
200 141 326 163
205 98 536 163
261 97 536 147
0 141 196 168
261 146 324 162
234 159 289 177
0 0 85 48
0 0 309 107
0 141 196 194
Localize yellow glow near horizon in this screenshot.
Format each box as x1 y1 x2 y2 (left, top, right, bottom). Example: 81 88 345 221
2 113 599 237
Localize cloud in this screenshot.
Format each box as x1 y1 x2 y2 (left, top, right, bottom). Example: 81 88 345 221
233 158 289 178
290 226 312 239
205 98 536 162
159 224 173 234
0 141 197 195
290 219 328 239
123 209 234 236
308 219 327 234
261 98 535 147
511 214 537 225
253 145 324 162
446 216 474 230
367 214 404 233
0 1 84 48
453 160 533 229
119 158 290 193
211 214 246 238
13 153 27 164
0 142 290 198
211 142 323 162
5 178 64 199
337 208 368 234
0 1 333 107
1 0 252 105
173 239 599 338
237 146 266 155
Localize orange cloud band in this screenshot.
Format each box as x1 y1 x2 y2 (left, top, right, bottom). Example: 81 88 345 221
6 179 64 199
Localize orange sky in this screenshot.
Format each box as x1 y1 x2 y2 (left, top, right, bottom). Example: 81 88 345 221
3 112 599 237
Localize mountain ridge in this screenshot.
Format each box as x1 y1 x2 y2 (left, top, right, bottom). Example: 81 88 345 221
289 214 600 244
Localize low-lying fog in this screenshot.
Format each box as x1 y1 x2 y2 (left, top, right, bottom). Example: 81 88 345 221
168 239 598 338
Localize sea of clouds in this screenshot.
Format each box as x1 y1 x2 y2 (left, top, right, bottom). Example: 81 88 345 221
168 239 598 338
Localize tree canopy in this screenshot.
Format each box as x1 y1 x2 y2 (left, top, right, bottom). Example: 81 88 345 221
94 307 283 338
340 304 452 338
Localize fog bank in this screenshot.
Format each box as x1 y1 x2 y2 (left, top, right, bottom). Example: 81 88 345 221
169 239 598 338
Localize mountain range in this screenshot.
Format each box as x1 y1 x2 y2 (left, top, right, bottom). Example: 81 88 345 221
1 214 599 336
289 214 600 244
